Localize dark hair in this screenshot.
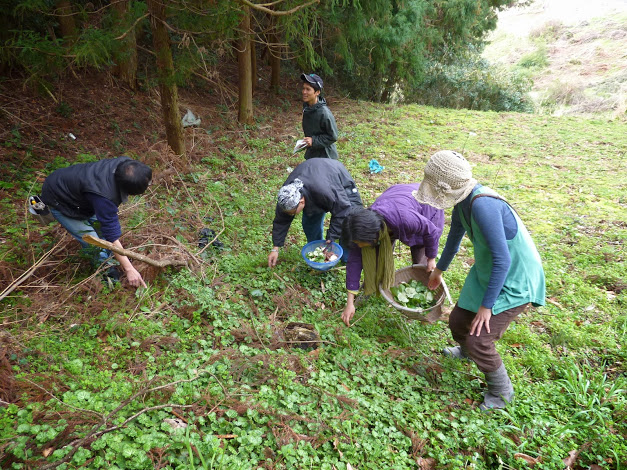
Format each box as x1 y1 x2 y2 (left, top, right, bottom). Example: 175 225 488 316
115 159 152 195
341 208 385 246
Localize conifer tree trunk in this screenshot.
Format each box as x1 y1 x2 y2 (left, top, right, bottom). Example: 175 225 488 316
380 62 397 103
147 0 185 156
251 39 257 94
269 17 281 93
55 0 76 39
113 0 138 90
237 6 254 125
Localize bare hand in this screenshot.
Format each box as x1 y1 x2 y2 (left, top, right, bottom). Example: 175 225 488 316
268 251 279 268
469 306 492 336
125 266 147 288
427 268 442 290
426 258 436 273
303 137 313 147
342 303 355 327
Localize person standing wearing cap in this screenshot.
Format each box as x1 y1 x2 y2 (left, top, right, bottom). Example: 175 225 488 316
300 73 339 160
414 150 545 411
268 158 362 267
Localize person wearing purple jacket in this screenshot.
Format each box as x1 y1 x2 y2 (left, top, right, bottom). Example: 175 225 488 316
340 183 445 326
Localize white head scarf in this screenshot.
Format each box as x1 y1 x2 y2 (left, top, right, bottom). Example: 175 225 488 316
277 178 304 212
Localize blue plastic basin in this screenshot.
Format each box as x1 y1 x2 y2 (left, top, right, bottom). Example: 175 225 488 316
301 240 343 271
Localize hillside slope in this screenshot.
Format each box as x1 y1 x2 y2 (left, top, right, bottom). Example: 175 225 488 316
484 0 627 116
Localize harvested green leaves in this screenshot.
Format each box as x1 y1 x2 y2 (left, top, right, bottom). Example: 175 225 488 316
306 246 338 263
390 279 436 309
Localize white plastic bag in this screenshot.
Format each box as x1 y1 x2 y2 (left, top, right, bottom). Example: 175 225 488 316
181 109 201 127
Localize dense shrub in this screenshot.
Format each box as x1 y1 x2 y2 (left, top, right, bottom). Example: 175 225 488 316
407 52 534 112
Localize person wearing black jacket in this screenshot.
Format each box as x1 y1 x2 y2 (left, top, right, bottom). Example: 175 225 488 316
268 158 362 267
41 157 151 288
301 73 339 160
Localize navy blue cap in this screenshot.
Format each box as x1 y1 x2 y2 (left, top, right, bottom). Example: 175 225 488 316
301 73 323 91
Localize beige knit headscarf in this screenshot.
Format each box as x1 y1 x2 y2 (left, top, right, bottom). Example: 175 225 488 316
412 150 477 210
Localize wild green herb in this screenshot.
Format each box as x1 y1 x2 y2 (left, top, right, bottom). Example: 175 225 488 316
390 279 435 309
0 94 625 469
306 246 337 263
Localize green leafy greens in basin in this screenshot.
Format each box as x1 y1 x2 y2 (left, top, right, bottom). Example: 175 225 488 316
390 279 436 309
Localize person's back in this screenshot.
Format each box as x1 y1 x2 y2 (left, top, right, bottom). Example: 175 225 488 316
284 158 350 189
41 157 132 219
371 183 444 246
41 157 152 288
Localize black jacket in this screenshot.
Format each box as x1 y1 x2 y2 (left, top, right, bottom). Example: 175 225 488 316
272 159 362 246
41 157 130 219
302 98 339 160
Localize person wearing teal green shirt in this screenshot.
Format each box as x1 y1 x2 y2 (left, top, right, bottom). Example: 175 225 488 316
414 150 546 411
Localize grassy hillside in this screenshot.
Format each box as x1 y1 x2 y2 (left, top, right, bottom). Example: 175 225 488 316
1 97 626 469
483 1 627 116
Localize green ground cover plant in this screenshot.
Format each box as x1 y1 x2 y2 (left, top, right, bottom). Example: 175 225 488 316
1 100 626 469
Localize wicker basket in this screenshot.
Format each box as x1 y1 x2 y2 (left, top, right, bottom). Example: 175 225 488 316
379 264 447 322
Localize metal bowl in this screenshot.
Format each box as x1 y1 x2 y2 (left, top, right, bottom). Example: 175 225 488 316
379 264 447 322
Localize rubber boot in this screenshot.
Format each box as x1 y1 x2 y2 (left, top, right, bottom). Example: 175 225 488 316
480 363 514 411
442 345 471 361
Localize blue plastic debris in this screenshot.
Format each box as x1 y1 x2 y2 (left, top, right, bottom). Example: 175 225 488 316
369 159 384 174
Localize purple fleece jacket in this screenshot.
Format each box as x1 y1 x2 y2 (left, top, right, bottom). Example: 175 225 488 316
345 183 444 292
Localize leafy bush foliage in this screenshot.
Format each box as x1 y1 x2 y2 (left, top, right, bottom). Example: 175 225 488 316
2 0 526 110
408 50 534 112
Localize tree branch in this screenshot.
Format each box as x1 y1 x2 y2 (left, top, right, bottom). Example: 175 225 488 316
114 13 150 40
236 0 319 16
0 239 66 301
82 235 188 267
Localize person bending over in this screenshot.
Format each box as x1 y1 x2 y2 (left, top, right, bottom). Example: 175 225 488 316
41 157 151 288
341 183 444 326
415 150 546 410
268 158 362 267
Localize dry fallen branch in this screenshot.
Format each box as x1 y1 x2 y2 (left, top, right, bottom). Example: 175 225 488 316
82 235 188 267
0 239 66 302
237 0 319 16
